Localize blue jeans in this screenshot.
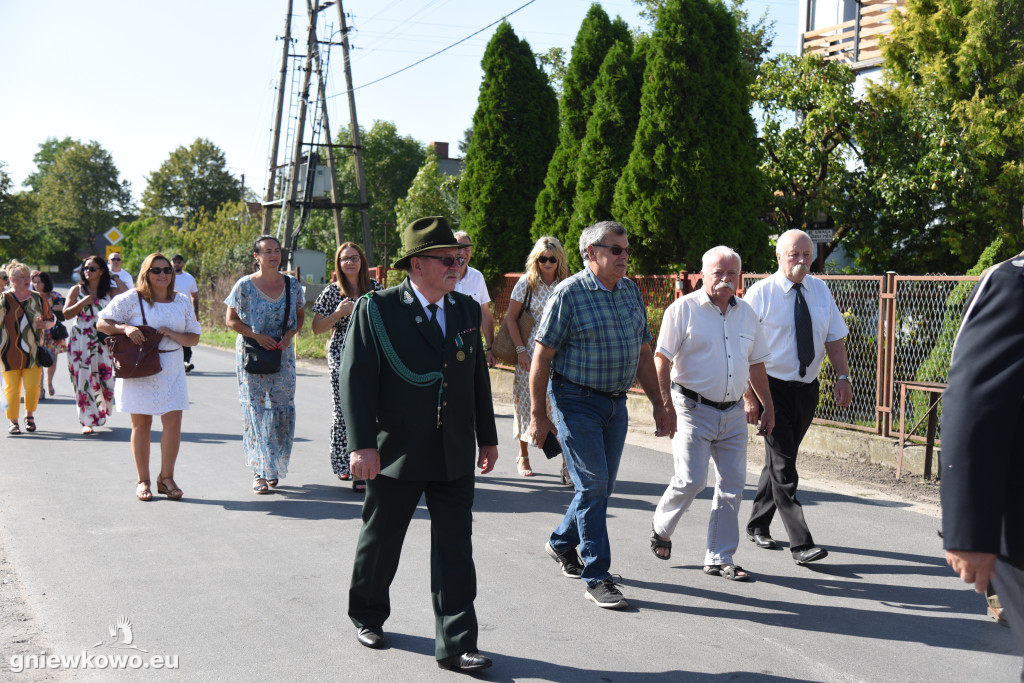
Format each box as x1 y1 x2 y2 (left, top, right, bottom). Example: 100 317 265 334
548 377 629 586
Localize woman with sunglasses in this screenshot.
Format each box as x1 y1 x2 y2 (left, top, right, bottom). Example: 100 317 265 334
63 256 127 434
311 242 383 491
1 260 54 435
505 237 571 481
97 253 201 500
225 235 305 494
31 271 66 398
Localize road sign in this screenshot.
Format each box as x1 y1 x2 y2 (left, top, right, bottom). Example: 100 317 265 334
104 227 124 245
807 228 835 243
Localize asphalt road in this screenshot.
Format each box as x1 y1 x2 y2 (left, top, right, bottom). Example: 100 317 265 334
0 344 1019 681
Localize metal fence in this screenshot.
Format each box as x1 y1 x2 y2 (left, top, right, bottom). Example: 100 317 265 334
489 270 979 443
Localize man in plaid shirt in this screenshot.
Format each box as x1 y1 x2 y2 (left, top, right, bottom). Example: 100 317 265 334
530 220 675 609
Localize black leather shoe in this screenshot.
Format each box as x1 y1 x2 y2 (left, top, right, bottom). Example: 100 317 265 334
356 626 385 649
437 652 493 673
747 532 777 549
792 546 828 565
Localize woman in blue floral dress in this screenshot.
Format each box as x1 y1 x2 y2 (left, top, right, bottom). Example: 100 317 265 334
63 256 128 434
311 242 383 491
224 236 305 494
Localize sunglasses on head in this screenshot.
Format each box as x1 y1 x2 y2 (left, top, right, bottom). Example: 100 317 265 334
82 266 99 273
593 243 634 257
537 256 558 264
149 267 174 275
418 254 466 268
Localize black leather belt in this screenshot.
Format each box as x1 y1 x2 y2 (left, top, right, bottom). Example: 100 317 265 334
552 371 628 399
671 382 738 411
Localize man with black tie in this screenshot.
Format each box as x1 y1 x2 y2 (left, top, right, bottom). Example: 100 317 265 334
743 229 852 565
339 216 499 673
941 247 1024 678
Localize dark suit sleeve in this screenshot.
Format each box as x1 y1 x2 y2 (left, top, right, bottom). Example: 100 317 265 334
338 295 381 453
940 262 1024 554
471 297 498 447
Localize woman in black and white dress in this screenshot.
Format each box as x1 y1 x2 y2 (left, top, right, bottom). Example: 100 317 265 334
311 242 383 491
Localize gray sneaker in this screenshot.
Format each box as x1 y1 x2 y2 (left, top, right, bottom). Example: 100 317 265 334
585 578 628 609
545 541 583 578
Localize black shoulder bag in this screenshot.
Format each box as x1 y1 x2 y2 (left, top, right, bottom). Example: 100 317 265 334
243 276 291 374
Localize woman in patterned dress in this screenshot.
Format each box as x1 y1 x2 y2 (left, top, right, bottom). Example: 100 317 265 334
311 242 383 492
505 236 569 481
63 256 127 434
98 253 201 501
224 235 305 495
1 260 54 435
31 271 66 398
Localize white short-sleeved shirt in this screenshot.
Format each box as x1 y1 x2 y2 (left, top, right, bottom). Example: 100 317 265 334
110 269 134 290
454 266 491 305
175 270 198 297
656 288 770 403
743 271 849 382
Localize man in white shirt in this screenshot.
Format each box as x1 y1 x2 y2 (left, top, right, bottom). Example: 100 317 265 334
172 255 200 372
650 246 774 581
743 229 852 566
108 253 133 290
452 231 496 367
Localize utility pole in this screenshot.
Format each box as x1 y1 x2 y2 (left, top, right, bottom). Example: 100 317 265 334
335 1 374 264
307 0 344 248
263 0 293 234
282 0 319 267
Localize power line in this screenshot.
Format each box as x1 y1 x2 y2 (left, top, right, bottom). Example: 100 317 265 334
330 0 540 96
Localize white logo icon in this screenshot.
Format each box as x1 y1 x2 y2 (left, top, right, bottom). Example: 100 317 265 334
94 616 148 652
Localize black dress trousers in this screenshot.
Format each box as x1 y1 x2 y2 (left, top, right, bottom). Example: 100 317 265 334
747 376 820 550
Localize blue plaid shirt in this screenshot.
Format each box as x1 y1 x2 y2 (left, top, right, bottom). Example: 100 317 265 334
535 267 652 394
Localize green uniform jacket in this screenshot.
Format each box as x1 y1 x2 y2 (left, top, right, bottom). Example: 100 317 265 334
339 279 498 482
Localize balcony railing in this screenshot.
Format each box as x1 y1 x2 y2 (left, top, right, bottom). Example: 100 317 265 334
801 0 904 69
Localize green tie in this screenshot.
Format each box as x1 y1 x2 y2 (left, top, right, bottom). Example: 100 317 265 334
427 303 444 345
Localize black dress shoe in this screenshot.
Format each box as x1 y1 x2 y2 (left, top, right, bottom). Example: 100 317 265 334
356 626 385 649
792 546 828 565
747 532 777 549
437 652 492 673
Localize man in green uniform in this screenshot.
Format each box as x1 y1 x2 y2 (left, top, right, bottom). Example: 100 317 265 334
339 216 499 673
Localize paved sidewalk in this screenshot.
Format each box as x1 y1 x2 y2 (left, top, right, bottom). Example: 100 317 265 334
0 345 1018 681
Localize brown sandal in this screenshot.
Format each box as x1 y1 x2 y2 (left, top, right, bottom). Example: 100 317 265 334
157 475 183 500
136 480 153 501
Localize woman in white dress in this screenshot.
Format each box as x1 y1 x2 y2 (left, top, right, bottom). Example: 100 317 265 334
506 236 569 481
98 253 201 501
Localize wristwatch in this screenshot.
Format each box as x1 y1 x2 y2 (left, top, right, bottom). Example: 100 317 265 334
836 374 850 382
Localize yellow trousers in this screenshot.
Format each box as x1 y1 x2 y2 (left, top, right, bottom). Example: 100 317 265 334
4 368 42 420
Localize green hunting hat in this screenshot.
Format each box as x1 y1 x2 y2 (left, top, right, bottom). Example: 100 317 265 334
393 216 461 270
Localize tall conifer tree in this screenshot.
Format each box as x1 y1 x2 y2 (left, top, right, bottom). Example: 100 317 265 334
613 0 767 273
530 6 629 245
459 22 558 282
567 39 646 271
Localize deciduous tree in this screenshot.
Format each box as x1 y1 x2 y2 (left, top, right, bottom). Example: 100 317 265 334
142 138 240 221
394 146 460 232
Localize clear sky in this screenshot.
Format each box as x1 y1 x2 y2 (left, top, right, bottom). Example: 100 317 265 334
0 0 798 203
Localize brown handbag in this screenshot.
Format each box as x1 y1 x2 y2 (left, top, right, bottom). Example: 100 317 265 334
492 287 534 365
104 292 171 379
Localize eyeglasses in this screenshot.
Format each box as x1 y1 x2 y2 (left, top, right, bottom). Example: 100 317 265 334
418 254 466 268
82 267 99 273
149 267 174 275
537 256 558 264
339 256 361 264
593 243 633 257
110 257 122 262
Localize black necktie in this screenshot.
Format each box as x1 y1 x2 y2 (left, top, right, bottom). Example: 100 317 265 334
427 303 444 345
793 282 814 377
